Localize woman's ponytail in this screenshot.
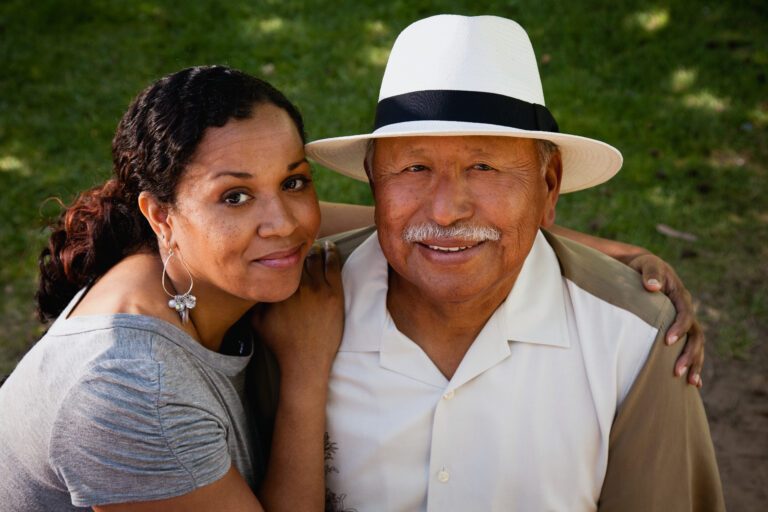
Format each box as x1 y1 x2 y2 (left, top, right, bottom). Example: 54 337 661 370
35 179 154 321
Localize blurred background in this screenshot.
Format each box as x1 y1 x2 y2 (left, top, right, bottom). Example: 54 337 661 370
1 0 765 508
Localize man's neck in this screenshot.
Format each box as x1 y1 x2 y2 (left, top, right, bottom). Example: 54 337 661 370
386 268 521 380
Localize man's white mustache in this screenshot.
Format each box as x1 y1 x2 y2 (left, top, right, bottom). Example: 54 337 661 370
402 223 501 243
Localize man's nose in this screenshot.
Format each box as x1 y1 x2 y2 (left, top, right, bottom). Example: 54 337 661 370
256 195 300 238
428 172 474 226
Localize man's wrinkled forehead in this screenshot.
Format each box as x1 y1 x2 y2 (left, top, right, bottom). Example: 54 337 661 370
365 135 538 165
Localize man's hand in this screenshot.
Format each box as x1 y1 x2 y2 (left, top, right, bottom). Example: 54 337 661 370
625 253 704 388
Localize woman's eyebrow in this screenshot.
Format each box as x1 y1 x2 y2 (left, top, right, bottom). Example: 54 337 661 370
211 158 308 180
287 158 309 171
212 170 253 180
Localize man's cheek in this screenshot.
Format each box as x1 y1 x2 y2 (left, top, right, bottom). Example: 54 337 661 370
375 200 409 230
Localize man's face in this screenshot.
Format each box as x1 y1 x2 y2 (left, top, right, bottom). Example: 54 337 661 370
371 135 560 305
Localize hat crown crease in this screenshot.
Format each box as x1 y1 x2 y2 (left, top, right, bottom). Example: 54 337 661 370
379 14 546 106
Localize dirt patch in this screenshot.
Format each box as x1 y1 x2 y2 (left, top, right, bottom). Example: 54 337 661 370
702 340 768 510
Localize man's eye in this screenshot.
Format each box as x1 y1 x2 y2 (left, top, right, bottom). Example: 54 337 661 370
472 163 494 171
404 165 428 173
223 192 251 205
283 175 311 191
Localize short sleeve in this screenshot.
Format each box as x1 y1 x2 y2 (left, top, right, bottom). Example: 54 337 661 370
50 359 231 507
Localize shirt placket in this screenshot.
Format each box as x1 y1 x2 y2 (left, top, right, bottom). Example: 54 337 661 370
426 383 460 510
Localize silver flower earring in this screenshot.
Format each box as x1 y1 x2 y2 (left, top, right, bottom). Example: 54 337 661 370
162 247 197 323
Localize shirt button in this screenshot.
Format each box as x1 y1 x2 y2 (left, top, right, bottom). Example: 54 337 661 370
437 469 450 483
442 389 455 400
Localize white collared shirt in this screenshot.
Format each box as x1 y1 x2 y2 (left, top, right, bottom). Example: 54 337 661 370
326 231 658 512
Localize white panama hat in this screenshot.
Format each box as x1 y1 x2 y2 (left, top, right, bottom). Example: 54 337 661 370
306 14 623 193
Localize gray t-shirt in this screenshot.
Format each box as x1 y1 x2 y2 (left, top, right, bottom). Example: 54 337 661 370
0 290 259 510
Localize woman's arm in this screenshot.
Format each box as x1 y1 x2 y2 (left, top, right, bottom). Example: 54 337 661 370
547 224 648 262
93 467 263 512
318 201 374 237
94 243 343 512
549 224 705 388
253 241 343 511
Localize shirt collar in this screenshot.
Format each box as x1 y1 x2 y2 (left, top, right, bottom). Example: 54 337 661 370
497 230 572 349
340 230 571 353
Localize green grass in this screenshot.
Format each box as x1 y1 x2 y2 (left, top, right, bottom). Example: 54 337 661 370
1 0 766 375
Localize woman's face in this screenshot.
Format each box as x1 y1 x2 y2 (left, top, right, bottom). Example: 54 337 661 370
167 103 320 304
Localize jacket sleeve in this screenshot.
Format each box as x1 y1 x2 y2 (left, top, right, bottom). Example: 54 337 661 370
598 300 725 511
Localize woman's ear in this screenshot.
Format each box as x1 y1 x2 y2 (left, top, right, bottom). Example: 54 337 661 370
138 191 172 247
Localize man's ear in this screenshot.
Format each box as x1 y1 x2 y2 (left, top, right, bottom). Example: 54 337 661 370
363 162 376 195
362 162 381 228
540 151 562 228
138 191 173 247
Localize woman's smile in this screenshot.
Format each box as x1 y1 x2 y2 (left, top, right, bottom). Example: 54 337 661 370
252 243 306 268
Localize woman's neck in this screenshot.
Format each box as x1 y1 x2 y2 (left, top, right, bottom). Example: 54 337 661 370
69 252 254 353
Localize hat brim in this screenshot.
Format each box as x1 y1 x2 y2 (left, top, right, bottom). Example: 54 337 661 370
306 121 622 194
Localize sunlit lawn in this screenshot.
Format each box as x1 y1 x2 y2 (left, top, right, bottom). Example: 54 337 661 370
1 0 766 376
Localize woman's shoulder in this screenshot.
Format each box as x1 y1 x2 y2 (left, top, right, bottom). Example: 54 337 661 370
44 328 235 507
34 314 234 442
0 313 194 424
43 313 249 418
7 313 163 387
42 311 187 369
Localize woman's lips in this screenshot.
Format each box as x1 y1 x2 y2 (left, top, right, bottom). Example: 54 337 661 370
253 244 304 269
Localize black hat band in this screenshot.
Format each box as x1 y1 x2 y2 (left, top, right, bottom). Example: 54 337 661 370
374 90 559 133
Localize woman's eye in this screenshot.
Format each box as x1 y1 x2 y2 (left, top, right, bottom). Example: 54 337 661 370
472 163 494 171
283 175 311 191
223 192 251 205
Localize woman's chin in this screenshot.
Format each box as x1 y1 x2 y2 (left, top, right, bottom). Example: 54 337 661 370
238 280 301 304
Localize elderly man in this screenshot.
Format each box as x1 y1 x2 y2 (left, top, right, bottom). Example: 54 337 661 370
306 15 723 511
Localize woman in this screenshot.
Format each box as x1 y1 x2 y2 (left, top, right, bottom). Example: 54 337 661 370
0 65 702 510
0 66 338 511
